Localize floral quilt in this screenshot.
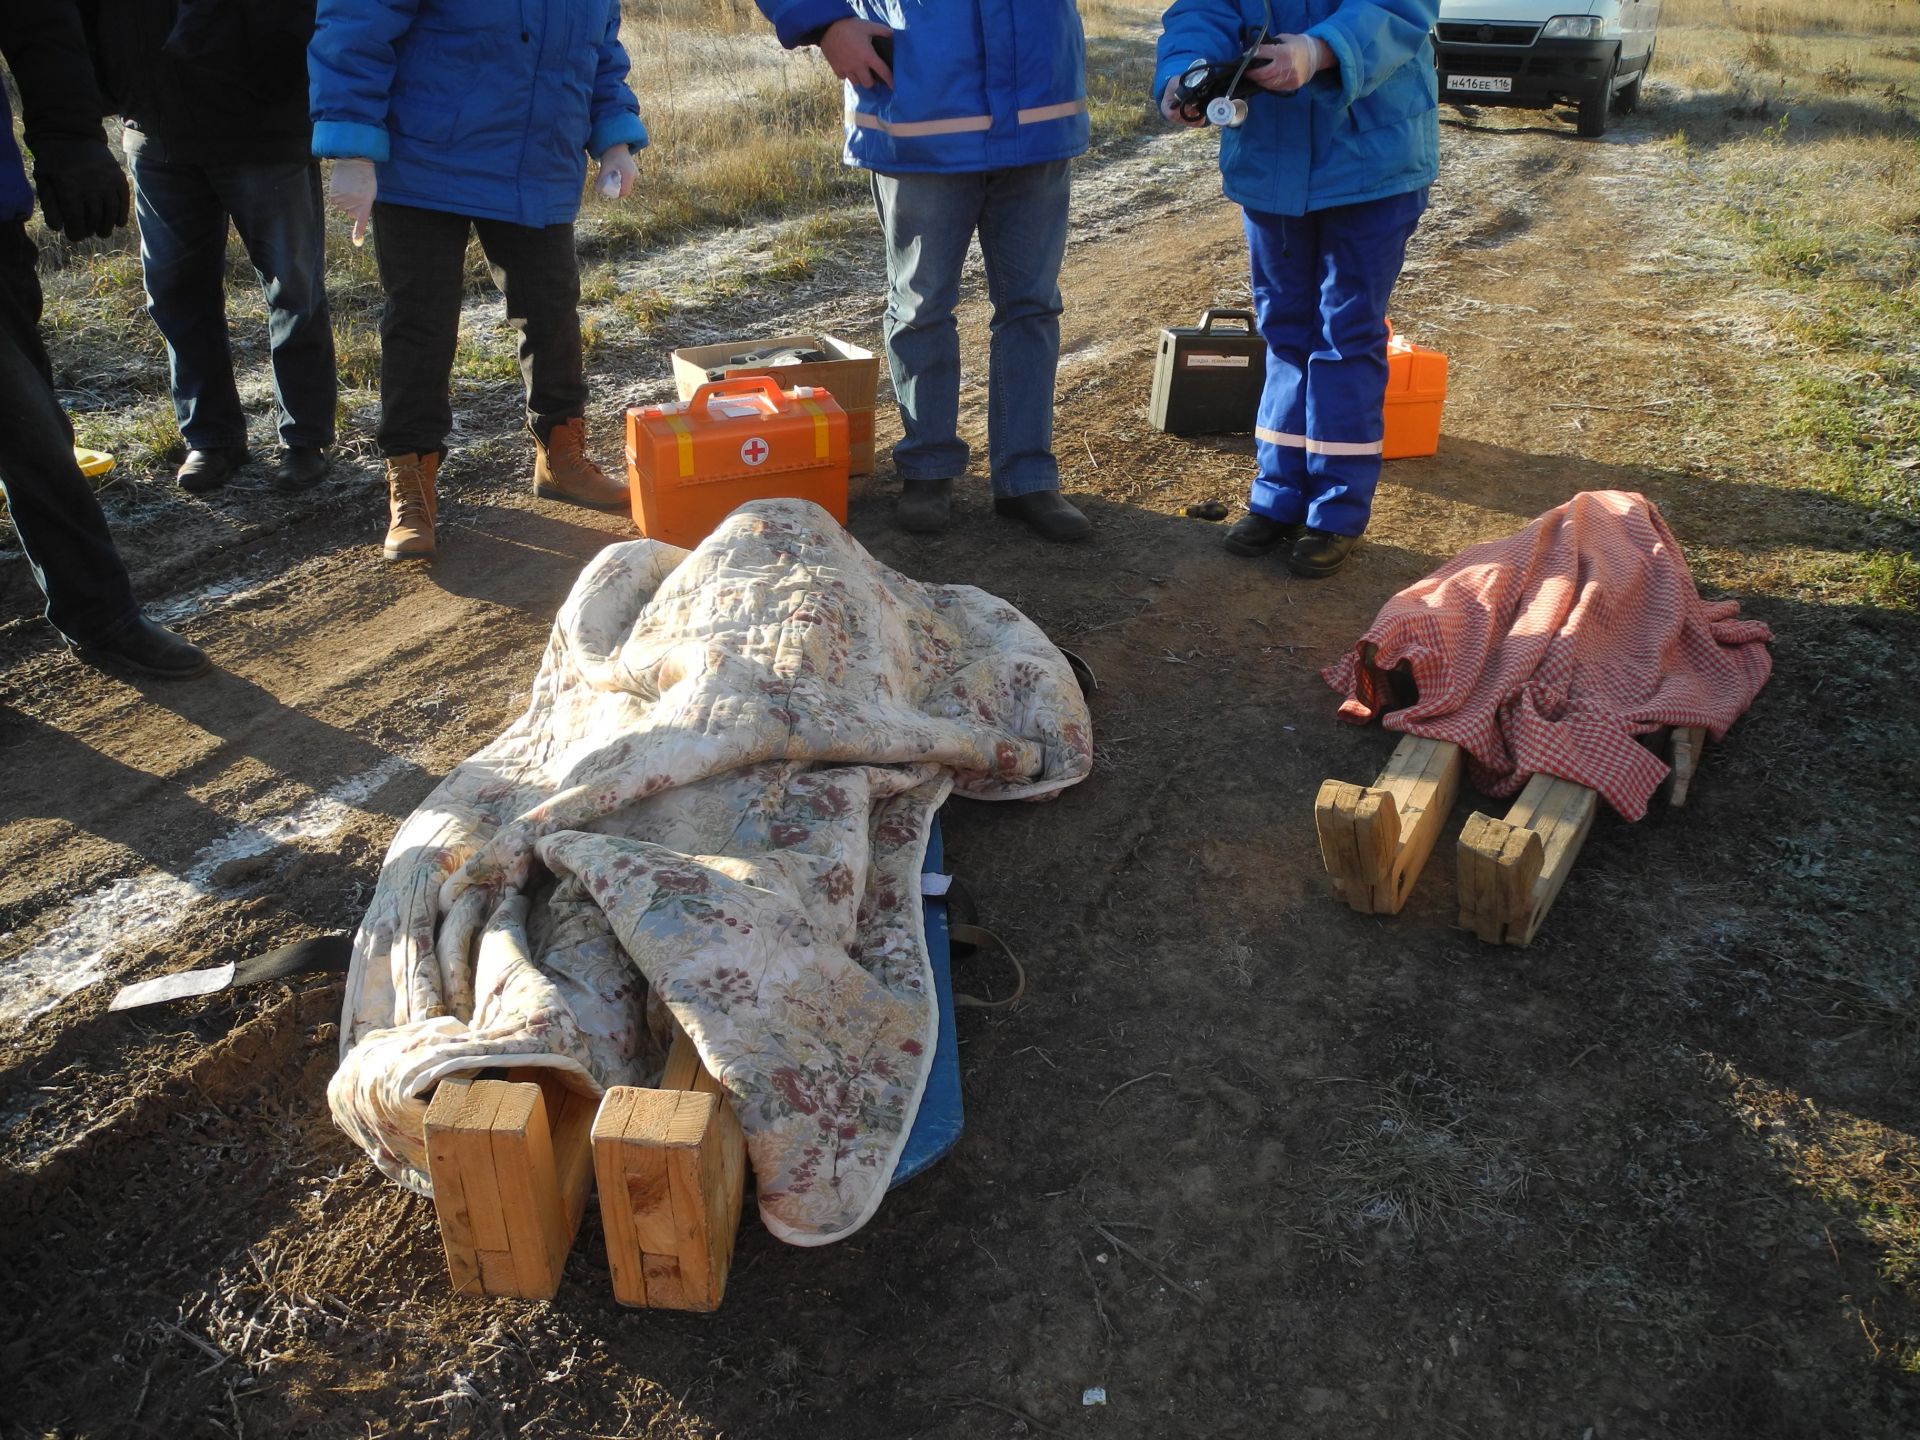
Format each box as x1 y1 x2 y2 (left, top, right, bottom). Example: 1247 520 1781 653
330 500 1093 1245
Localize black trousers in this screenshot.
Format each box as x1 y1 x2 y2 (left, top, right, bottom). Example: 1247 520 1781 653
370 201 587 457
0 221 140 646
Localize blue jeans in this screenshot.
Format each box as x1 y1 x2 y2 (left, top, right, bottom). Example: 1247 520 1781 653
1244 189 1427 537
870 160 1071 497
129 142 336 453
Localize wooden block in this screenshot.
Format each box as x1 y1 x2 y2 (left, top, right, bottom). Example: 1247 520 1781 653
1668 726 1705 807
424 1080 483 1296
423 1073 597 1301
593 1024 748 1312
1456 773 1595 947
1316 736 1462 916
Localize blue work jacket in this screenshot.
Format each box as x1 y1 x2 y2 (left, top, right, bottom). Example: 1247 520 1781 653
757 0 1089 174
309 0 648 228
1155 0 1439 215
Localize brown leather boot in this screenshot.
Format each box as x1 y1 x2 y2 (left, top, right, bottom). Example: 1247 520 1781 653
382 452 438 561
533 416 629 511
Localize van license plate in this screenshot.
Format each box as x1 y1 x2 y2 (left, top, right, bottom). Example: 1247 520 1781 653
1447 75 1512 93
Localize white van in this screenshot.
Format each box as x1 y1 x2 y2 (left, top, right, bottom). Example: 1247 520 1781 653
1431 1 1661 138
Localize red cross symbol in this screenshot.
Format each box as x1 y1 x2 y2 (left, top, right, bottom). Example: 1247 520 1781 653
740 437 770 466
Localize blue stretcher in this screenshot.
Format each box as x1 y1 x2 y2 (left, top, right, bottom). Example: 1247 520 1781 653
890 815 964 1187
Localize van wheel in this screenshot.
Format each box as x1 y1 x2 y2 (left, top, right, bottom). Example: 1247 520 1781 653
1577 56 1618 138
1613 68 1643 114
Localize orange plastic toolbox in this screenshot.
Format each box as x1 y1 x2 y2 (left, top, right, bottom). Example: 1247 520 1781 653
1382 327 1448 461
626 376 849 548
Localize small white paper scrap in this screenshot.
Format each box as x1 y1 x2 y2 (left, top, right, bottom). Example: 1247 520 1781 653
1082 1387 1108 1407
919 872 953 897
108 962 237 1012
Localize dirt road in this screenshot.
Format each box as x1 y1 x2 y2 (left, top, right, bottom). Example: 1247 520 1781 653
4 67 1917 1440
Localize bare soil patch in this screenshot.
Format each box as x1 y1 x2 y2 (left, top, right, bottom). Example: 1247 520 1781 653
4 45 1918 1440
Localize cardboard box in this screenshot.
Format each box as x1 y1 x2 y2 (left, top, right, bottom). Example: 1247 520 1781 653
672 333 879 480
627 376 849 549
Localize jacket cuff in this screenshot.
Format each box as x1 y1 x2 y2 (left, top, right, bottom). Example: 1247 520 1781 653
1307 26 1361 110
589 114 650 157
311 120 390 162
776 0 857 50
1152 56 1206 104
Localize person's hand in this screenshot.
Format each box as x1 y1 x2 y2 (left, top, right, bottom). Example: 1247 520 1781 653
1249 34 1330 94
329 158 377 246
595 144 639 200
32 140 130 242
820 18 893 88
1160 76 1205 128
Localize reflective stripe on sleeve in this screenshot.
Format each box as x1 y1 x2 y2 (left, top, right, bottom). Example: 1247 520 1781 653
852 98 1088 138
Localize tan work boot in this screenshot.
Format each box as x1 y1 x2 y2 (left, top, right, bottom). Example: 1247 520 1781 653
382 452 439 561
533 416 629 511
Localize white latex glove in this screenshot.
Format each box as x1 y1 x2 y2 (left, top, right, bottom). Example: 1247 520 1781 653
820 17 893 87
329 157 377 246
595 144 639 200
1249 33 1331 94
1160 75 1205 128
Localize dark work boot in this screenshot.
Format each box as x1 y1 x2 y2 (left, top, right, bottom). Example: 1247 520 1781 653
897 476 954 534
1287 527 1361 578
992 489 1091 542
70 615 212 679
176 446 248 494
1223 513 1300 557
271 446 332 493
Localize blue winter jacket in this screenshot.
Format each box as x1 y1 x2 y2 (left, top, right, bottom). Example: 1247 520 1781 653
756 0 1089 175
1155 0 1438 216
309 0 648 228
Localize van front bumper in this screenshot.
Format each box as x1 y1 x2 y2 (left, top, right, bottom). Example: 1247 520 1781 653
1433 37 1617 109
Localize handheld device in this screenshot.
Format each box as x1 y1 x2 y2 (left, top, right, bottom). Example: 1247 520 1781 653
1168 0 1282 129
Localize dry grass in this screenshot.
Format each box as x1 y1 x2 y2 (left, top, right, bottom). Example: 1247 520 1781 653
1315 1075 1535 1240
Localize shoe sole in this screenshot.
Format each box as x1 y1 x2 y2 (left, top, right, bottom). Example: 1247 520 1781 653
991 499 1091 542
70 644 214 681
1284 551 1356 579
382 546 434 562
1223 534 1288 557
534 484 628 512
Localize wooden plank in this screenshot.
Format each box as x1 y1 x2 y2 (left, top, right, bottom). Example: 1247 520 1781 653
1317 737 1462 916
594 1025 749 1311
1668 725 1705 807
456 1081 510 1256
1313 780 1369 909
1513 778 1597 946
423 1075 595 1301
488 1082 560 1300
591 1089 647 1308
1456 776 1590 947
424 1080 482 1296
623 1090 685 1259
663 1092 722 1308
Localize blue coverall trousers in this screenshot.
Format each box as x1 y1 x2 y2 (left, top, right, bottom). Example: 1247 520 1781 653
1244 187 1427 538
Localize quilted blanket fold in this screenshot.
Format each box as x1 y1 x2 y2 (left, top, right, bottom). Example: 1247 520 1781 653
1322 490 1773 821
331 500 1093 1245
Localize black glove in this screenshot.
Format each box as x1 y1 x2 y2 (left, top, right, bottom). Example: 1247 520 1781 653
32 140 132 243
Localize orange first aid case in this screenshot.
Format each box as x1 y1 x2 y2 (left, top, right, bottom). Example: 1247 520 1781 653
1382 327 1448 461
626 377 849 548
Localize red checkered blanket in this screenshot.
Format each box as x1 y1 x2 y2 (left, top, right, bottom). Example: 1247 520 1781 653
1322 491 1773 821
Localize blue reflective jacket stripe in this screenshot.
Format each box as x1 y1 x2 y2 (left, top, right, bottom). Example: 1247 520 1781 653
756 0 1090 175
1155 0 1439 216
309 0 648 228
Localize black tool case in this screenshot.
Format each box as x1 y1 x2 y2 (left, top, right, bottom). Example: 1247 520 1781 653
1148 308 1266 435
